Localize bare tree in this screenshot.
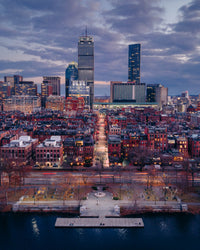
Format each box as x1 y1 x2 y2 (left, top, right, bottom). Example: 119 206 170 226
128 146 154 171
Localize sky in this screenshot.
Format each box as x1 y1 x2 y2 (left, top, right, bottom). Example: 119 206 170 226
0 0 199 96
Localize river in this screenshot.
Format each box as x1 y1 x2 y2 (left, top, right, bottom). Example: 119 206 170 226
0 213 200 250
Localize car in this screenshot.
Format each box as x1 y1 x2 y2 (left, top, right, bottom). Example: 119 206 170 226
33 164 40 168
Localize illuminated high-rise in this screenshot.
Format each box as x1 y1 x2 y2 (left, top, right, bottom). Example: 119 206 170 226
128 44 141 84
65 62 78 98
78 35 94 108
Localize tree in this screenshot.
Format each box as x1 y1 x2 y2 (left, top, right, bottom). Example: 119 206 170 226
128 146 154 171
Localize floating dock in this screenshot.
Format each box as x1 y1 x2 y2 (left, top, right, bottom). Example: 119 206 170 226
55 217 144 228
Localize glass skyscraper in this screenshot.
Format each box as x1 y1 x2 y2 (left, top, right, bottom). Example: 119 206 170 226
128 44 141 84
78 35 94 109
65 62 78 98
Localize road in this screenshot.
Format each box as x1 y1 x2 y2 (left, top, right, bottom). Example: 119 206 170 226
24 168 199 187
93 113 109 168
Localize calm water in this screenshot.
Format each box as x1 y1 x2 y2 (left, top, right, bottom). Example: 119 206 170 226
0 213 200 250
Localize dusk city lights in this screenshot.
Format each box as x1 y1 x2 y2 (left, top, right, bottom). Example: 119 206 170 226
0 1 200 250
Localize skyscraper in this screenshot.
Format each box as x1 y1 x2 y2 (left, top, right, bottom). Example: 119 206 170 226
43 76 60 96
128 44 141 84
78 35 94 109
65 62 78 98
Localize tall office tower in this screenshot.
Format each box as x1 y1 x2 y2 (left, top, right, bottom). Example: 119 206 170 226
128 44 141 84
65 62 78 98
78 35 94 109
15 81 37 96
146 84 168 107
43 76 60 96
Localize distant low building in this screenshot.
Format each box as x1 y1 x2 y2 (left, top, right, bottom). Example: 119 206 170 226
45 95 65 111
65 97 85 114
110 81 146 103
146 84 168 108
41 80 53 107
0 82 11 100
14 81 37 96
94 96 110 103
69 80 90 107
43 76 60 96
3 95 41 114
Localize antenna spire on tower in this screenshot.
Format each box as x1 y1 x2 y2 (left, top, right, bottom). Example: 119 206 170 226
85 26 87 37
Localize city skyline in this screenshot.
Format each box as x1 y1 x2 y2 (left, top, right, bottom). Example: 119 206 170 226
0 0 199 95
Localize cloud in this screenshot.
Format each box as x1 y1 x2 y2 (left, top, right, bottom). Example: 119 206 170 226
103 0 164 34
0 0 199 96
174 0 200 33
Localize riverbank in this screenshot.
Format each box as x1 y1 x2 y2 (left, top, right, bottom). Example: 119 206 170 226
1 203 200 215
2 201 200 215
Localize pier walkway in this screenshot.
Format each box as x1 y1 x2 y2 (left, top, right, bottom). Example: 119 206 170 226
55 217 144 228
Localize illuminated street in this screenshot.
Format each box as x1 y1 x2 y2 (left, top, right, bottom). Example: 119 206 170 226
94 113 109 168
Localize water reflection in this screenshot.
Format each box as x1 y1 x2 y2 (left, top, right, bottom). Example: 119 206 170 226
32 218 40 237
75 228 85 239
93 228 101 234
159 220 168 232
115 228 128 240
